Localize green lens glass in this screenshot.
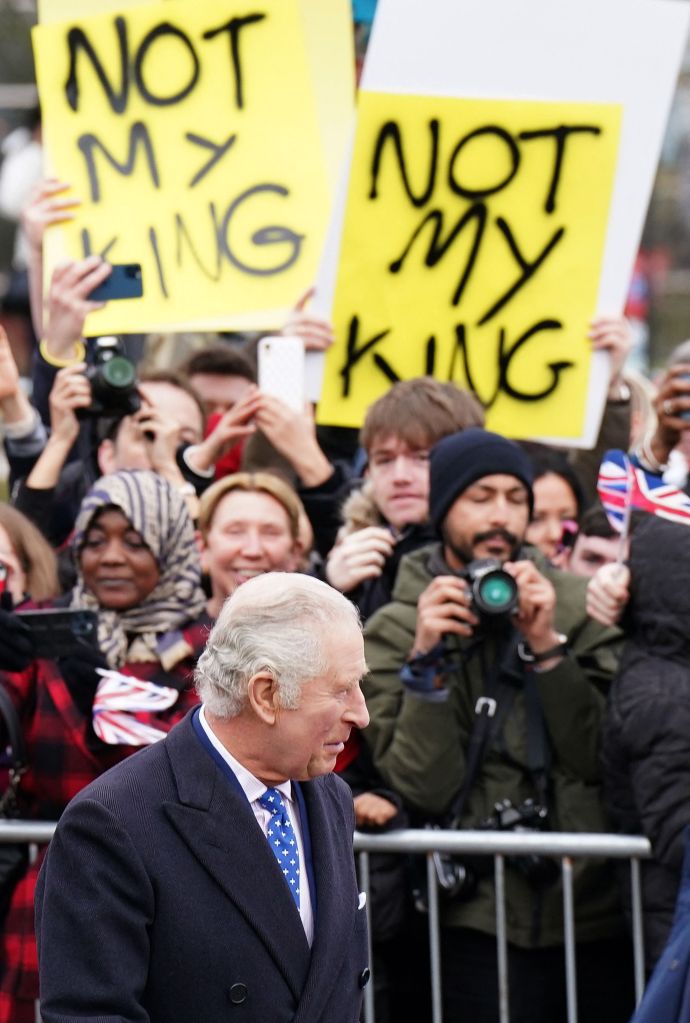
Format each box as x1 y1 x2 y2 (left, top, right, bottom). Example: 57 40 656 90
103 356 136 389
479 574 515 610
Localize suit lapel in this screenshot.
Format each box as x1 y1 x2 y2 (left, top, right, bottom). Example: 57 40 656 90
293 777 358 1023
161 716 311 1000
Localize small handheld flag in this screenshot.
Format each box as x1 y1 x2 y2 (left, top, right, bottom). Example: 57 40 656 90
92 669 179 746
598 449 690 533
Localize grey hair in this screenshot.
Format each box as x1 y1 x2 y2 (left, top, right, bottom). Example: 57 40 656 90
195 573 361 718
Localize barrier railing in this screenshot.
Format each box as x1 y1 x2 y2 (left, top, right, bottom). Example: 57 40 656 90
353 829 652 1023
0 823 651 1023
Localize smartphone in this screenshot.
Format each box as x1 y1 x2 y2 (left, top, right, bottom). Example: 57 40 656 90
88 263 143 302
557 519 579 554
257 335 306 413
16 609 99 660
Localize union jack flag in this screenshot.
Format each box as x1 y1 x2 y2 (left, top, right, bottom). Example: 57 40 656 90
92 669 179 746
597 448 690 532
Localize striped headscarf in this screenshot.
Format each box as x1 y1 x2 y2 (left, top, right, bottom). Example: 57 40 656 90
70 470 207 669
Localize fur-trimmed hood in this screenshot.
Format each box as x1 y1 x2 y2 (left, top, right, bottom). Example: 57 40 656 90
339 481 385 537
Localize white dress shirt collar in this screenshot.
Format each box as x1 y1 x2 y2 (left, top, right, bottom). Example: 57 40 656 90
198 705 293 804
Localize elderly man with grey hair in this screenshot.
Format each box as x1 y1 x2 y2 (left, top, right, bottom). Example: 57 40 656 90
35 573 371 1023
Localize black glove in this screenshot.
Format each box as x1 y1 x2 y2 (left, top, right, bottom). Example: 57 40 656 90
58 644 109 717
0 607 34 673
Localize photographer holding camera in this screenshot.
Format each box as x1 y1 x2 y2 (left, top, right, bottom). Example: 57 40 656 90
363 428 633 1023
9 259 259 551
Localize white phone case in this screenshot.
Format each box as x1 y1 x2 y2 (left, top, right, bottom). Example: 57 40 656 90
257 335 306 413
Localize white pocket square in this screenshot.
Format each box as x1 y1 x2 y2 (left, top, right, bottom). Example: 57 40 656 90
358 891 367 910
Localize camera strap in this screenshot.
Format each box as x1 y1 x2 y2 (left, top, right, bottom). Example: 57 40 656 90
447 628 553 828
522 671 552 809
447 628 518 830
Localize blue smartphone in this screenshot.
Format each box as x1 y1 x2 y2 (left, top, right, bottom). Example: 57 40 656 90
89 263 143 301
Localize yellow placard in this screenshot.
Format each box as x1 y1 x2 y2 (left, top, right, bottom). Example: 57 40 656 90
38 0 355 196
32 0 334 333
318 93 622 439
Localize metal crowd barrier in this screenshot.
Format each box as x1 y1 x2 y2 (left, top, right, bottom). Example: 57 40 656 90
0 823 651 1023
353 829 652 1023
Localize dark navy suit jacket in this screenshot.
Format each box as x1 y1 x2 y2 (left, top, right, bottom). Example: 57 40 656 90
35 711 369 1023
631 828 690 1023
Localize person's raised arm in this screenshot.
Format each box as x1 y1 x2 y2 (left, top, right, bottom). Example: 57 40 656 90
20 179 81 339
0 325 35 429
280 287 335 352
25 363 90 492
589 315 634 402
253 393 333 487
31 257 112 423
570 316 634 504
41 256 111 363
184 386 261 475
637 363 690 472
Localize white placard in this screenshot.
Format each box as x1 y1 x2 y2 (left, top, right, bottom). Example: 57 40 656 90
313 0 690 447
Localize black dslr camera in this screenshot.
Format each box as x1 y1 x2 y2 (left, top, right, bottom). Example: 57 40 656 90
415 824 481 909
77 336 141 419
479 798 559 888
418 797 558 910
465 559 518 618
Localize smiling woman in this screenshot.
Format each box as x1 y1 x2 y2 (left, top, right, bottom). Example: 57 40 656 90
79 508 161 609
0 470 211 1023
523 446 586 567
198 471 305 618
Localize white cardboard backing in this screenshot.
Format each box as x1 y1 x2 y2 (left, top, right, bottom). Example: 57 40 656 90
312 0 690 446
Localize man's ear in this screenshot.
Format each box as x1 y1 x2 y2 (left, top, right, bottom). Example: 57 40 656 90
97 438 116 475
247 672 280 724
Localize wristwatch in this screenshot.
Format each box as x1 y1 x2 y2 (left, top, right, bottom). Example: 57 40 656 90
517 633 568 664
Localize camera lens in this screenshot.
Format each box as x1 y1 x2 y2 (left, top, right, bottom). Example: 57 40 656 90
474 570 518 615
102 356 136 390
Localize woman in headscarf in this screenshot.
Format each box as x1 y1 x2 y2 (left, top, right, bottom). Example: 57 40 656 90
0 469 210 1023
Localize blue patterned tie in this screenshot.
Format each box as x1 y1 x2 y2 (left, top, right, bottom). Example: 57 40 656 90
258 788 301 911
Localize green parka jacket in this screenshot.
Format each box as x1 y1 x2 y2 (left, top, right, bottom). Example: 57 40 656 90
362 543 626 948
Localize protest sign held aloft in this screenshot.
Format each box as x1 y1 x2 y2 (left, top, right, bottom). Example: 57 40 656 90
315 0 690 445
33 0 353 334
319 93 621 439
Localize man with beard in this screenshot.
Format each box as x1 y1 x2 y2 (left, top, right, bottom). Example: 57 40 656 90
362 428 633 1023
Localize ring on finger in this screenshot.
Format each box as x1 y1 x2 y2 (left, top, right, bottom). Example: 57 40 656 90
663 398 675 416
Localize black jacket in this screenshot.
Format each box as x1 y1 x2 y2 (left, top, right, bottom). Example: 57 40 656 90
602 515 690 968
36 710 369 1023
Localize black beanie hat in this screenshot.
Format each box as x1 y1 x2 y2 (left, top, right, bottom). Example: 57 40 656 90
429 427 535 531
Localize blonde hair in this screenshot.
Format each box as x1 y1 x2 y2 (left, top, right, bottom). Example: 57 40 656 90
198 472 304 541
624 368 658 449
0 504 59 600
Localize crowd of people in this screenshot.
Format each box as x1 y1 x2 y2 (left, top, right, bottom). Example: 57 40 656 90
0 235 689 1022
1 65 690 1023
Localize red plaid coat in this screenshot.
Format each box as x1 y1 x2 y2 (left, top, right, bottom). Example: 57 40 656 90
0 615 211 1023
